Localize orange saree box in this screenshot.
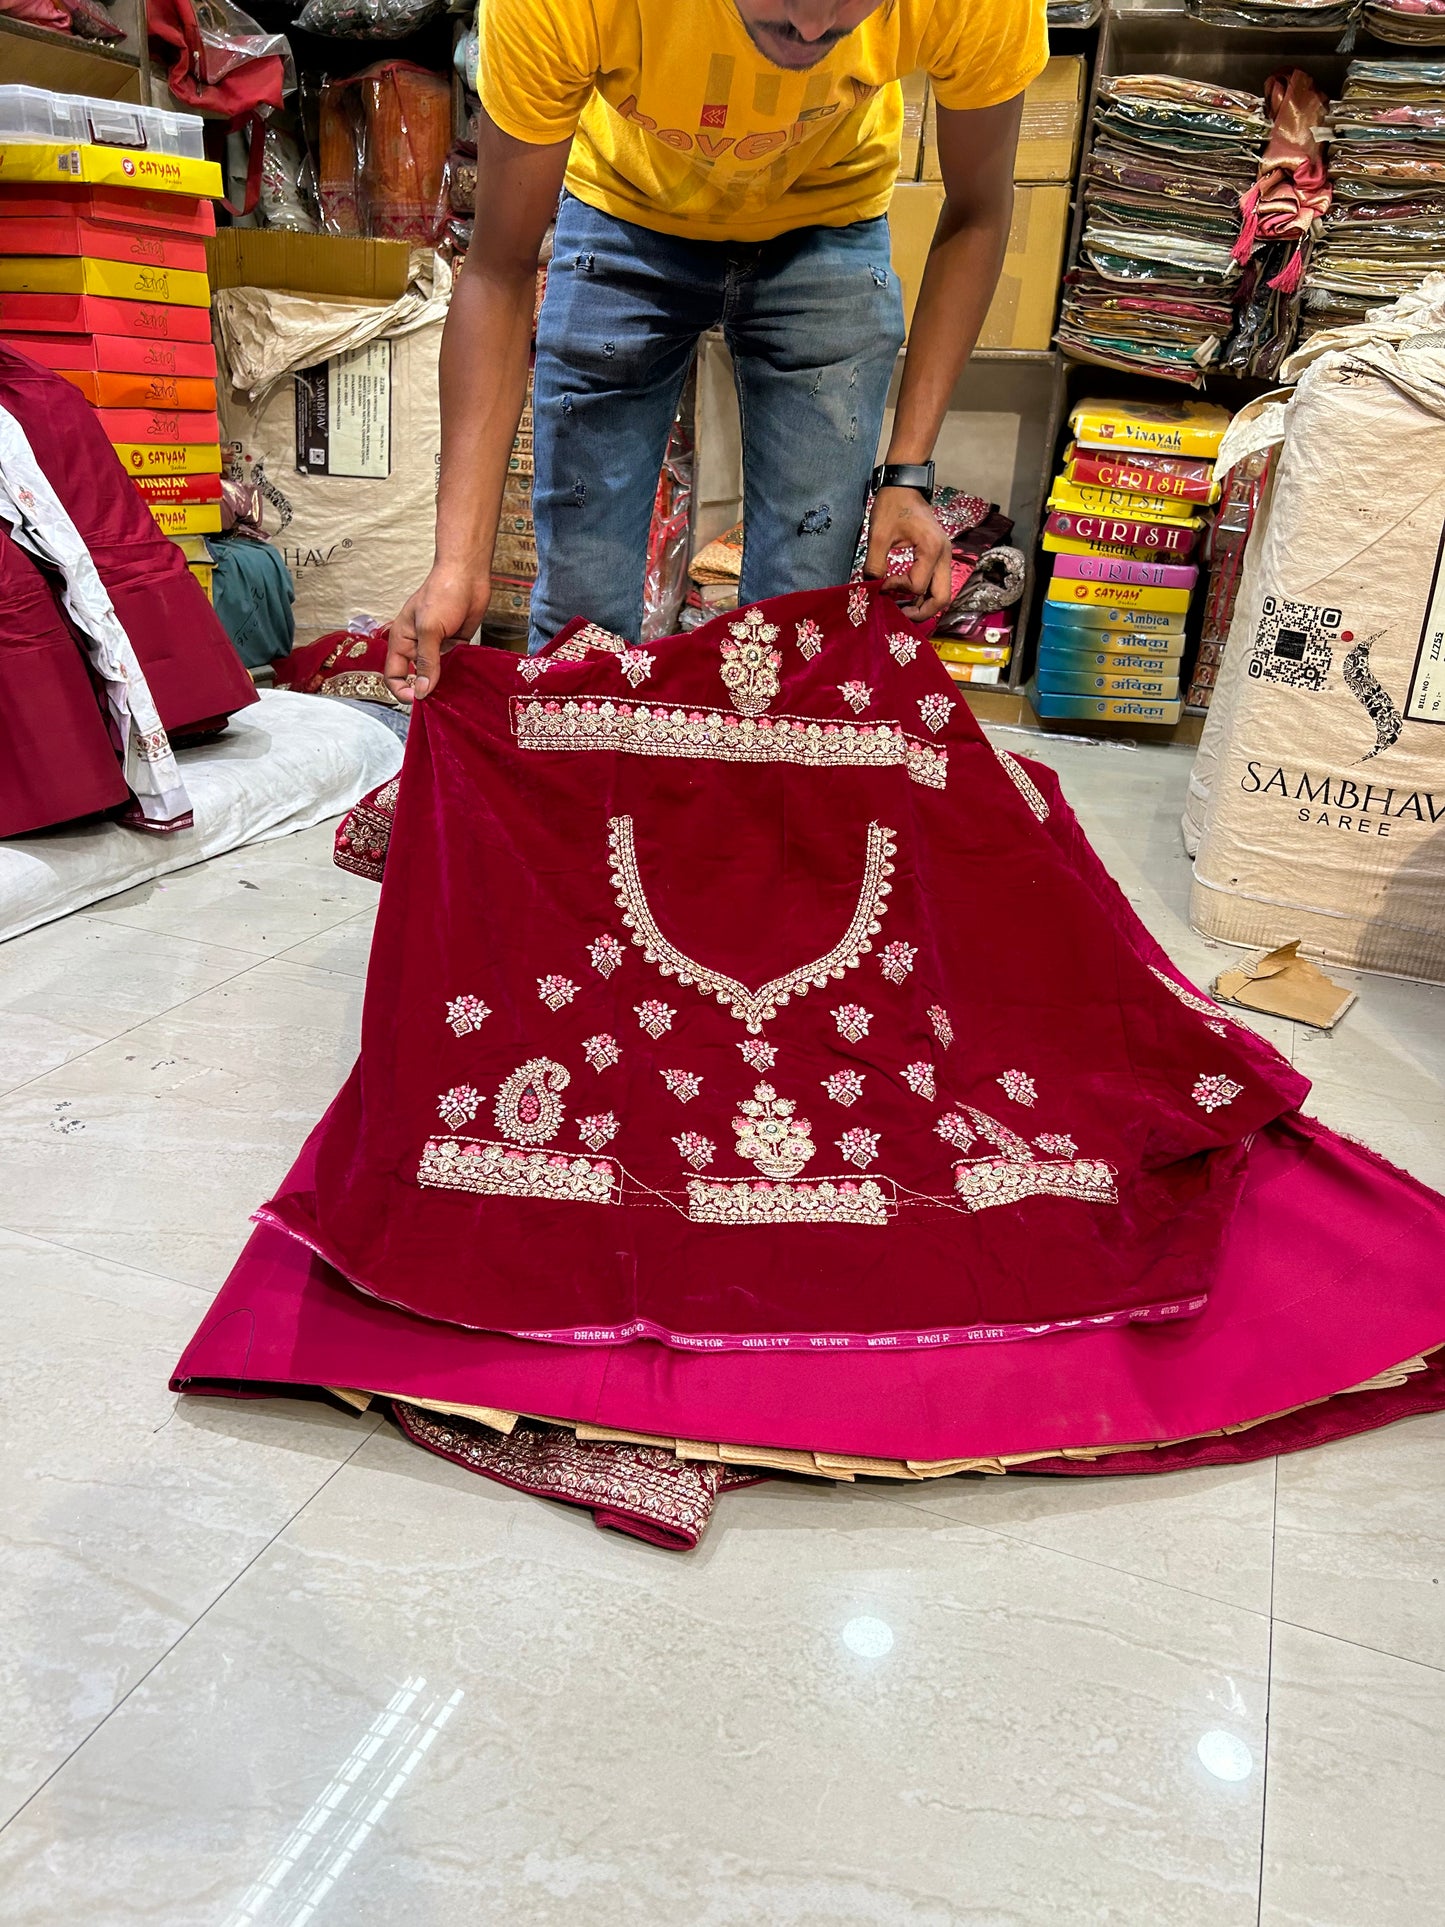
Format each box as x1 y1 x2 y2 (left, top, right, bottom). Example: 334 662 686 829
0 292 212 340
57 367 216 409
95 405 219 443
0 328 217 375
0 181 216 236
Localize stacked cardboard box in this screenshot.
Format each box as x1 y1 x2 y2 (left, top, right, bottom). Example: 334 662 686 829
1035 397 1230 726
0 89 224 602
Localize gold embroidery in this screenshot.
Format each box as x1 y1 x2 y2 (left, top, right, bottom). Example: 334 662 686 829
673 1130 716 1170
437 1084 482 1130
918 692 954 734
719 607 782 715
732 1082 816 1177
879 940 917 984
576 1112 619 1151
996 1069 1037 1107
832 1003 871 1043
901 1062 936 1100
494 1058 570 1144
582 1032 620 1071
445 995 491 1036
823 1068 865 1106
836 1126 880 1168
536 974 579 1010
838 680 872 714
686 1174 890 1226
661 1068 703 1104
512 697 948 790
609 815 895 1033
418 1136 618 1204
1192 1074 1243 1112
928 1005 954 1048
795 617 823 660
953 1157 1118 1212
738 1039 776 1071
1150 965 1233 1026
996 748 1049 822
887 631 921 666
588 935 625 978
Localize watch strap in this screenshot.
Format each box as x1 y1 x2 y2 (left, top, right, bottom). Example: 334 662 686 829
870 461 936 501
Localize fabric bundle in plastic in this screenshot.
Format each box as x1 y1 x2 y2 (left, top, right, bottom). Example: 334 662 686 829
319 60 451 242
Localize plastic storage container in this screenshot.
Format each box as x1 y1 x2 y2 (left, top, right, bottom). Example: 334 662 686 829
0 88 205 160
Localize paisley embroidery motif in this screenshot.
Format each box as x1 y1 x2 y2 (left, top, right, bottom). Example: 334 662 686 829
418 1136 618 1205
719 606 782 716
732 1082 816 1178
493 1057 570 1144
609 815 895 1033
445 995 491 1036
512 698 947 789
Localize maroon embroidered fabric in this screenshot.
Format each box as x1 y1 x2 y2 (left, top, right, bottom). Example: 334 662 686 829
264 585 1306 1348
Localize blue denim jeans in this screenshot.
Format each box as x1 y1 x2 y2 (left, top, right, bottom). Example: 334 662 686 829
528 192 906 649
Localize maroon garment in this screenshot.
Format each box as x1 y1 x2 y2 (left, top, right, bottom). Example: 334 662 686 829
264 585 1306 1347
0 344 256 742
0 521 128 835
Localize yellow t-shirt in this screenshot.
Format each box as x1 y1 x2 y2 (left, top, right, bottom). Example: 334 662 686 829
477 0 1048 242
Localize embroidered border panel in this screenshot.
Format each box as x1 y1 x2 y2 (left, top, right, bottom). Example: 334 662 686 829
418 1136 619 1204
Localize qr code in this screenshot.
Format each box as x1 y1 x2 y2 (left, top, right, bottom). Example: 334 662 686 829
1248 595 1342 691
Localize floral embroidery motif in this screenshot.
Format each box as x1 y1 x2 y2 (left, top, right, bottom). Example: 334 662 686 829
516 656 550 684
582 1032 620 1071
619 648 654 688
996 748 1049 823
537 974 579 1011
1150 966 1234 1029
1207 1022 1228 1038
610 815 895 1034
445 995 491 1036
838 680 872 715
953 1157 1118 1213
738 1039 777 1072
901 1062 936 1100
494 1057 570 1144
959 1105 1035 1161
847 582 869 627
918 692 955 735
823 1068 866 1107
887 631 921 667
879 940 917 985
1034 1132 1078 1157
568 620 632 657
512 698 947 790
836 1126 880 1169
833 1003 872 1043
634 999 676 1038
588 935 625 979
418 1137 617 1205
928 1005 954 1048
1192 1074 1243 1113
437 1084 482 1130
996 1069 1037 1107
661 1069 703 1104
673 1131 717 1171
686 1175 889 1227
795 617 824 660
935 1111 975 1151
577 1112 619 1151
719 606 782 716
733 1082 816 1178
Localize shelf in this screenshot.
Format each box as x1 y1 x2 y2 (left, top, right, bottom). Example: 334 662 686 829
0 15 145 101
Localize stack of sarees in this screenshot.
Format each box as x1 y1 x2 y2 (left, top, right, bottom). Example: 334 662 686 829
1057 76 1268 384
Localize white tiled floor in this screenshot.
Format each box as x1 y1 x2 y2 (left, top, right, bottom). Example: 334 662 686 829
1 739 1442 1927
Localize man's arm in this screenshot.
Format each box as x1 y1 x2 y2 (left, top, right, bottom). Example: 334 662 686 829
385 111 571 702
865 91 1025 619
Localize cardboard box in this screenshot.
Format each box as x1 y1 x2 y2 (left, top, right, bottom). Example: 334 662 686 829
59 369 216 409
1 329 216 374
0 182 216 235
1037 665 1182 699
897 71 927 182
0 291 212 339
130 470 224 502
1032 687 1183 726
0 255 210 308
1047 577 1192 614
96 406 219 443
923 56 1085 184
1042 602 1186 636
170 535 212 562
889 181 1068 351
149 500 223 536
0 217 208 272
0 143 223 200
112 439 222 476
206 228 411 301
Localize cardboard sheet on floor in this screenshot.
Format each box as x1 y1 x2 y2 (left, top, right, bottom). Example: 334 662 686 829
1212 941 1357 1029
0 691 402 942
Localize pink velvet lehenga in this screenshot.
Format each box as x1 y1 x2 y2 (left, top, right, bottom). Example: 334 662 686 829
172 585 1445 1547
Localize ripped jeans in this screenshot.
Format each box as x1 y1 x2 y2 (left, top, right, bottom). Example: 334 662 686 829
527 191 906 650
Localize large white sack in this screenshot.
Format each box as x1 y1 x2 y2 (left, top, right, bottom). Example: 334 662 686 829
1188 280 1445 983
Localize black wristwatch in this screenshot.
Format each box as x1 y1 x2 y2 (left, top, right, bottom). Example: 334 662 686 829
870 460 935 502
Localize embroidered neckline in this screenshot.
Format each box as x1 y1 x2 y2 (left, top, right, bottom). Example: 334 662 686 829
607 815 896 1033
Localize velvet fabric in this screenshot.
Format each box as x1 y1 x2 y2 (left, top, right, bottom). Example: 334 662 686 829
264 584 1306 1346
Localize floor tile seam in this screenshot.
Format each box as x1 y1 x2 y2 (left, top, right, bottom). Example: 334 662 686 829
0 1421 381 1840
0 1219 228 1297
890 1496 1277 1622
84 889 370 961
0 941 272 1105
1256 1459 1279 1927
6 910 262 972
1266 1613 1445 1680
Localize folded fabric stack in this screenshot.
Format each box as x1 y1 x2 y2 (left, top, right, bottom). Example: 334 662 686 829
1363 0 1445 44
1304 61 1445 337
1037 396 1230 726
683 521 743 625
1058 75 1269 384
0 86 225 604
1184 0 1358 27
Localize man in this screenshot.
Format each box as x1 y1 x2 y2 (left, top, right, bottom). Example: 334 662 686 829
387 0 1046 700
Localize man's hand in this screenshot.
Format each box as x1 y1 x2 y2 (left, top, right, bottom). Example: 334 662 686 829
864 486 952 620
385 566 492 703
